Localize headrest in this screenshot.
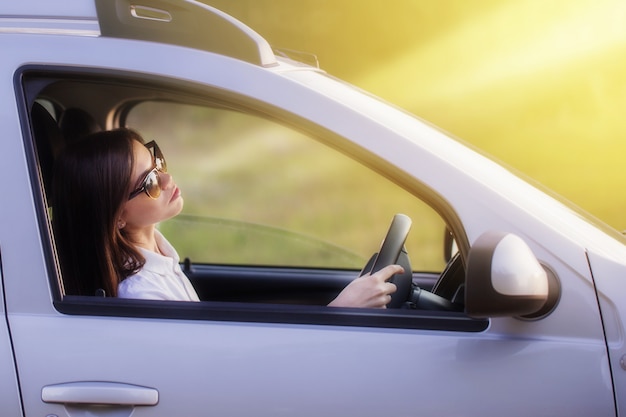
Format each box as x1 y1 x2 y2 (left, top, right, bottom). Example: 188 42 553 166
59 107 102 144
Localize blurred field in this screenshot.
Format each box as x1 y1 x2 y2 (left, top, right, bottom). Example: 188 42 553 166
129 104 447 271
207 0 626 231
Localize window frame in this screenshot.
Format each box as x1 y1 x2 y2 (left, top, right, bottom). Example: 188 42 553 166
56 294 487 332
18 65 484 332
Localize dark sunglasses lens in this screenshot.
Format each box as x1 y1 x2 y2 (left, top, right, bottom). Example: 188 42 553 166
144 170 161 199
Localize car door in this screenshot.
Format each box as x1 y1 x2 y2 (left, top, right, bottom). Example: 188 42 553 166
4 37 616 417
0 273 22 415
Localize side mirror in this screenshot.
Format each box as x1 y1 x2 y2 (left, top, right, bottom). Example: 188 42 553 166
465 231 559 319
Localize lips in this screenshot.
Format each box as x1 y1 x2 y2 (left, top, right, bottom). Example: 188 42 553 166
170 186 181 201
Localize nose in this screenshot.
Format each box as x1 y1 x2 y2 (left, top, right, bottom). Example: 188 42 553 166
158 171 173 189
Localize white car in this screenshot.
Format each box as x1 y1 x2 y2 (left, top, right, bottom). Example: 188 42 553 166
2 1 625 416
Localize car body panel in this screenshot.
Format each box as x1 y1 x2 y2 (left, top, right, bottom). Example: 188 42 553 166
0 272 23 416
588 248 626 412
8 311 616 416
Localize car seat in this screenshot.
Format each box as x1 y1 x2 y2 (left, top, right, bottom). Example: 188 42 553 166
59 107 102 144
30 102 64 197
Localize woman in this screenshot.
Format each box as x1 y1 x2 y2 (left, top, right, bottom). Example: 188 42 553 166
52 128 403 307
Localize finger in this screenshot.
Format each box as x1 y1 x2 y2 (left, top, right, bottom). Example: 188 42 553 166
382 295 391 308
386 282 397 294
374 264 405 281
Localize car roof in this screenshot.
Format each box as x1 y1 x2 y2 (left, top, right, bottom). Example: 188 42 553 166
0 0 277 66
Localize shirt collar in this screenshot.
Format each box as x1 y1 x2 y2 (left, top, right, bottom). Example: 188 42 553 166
136 230 180 274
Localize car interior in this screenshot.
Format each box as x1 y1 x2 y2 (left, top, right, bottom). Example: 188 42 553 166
22 68 477 331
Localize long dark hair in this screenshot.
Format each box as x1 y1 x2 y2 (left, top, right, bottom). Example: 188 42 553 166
52 128 146 296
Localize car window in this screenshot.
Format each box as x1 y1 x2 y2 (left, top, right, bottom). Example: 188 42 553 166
22 71 479 331
125 101 448 272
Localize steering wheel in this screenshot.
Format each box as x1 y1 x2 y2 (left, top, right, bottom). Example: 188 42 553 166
360 214 414 308
361 214 462 311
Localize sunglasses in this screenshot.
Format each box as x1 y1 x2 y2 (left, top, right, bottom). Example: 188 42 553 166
128 140 167 200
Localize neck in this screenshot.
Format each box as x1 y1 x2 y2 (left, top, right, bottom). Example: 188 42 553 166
125 225 160 253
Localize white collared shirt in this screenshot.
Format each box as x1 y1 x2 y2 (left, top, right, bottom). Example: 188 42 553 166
118 230 200 301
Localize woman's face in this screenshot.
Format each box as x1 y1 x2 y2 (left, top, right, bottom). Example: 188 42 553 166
120 140 183 231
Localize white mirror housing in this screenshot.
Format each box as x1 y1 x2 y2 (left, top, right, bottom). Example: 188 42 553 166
491 234 548 296
465 231 558 319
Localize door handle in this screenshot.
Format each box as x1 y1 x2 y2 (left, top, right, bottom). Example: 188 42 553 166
42 381 158 406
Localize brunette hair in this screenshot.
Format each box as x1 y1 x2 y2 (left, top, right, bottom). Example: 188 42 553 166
52 128 146 296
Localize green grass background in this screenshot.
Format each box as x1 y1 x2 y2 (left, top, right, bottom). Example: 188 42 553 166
129 104 448 271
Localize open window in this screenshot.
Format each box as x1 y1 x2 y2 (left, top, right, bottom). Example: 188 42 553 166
21 67 483 331
123 100 452 302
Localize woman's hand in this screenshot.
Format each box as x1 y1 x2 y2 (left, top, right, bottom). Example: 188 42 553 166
328 264 404 308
